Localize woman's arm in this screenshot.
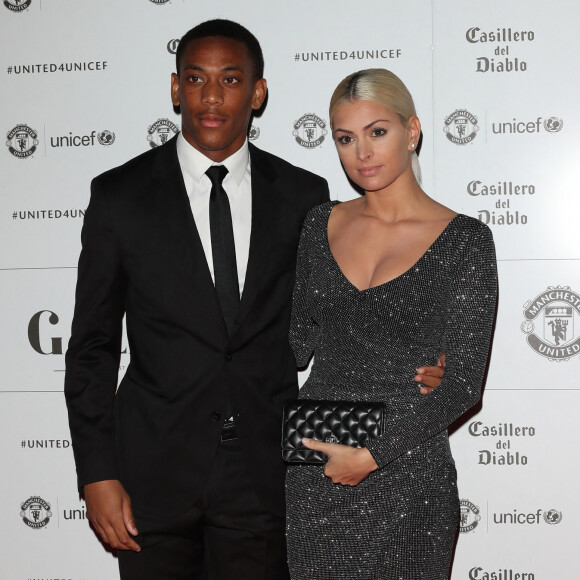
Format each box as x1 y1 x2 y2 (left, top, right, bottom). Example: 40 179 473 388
288 206 324 368
365 224 498 468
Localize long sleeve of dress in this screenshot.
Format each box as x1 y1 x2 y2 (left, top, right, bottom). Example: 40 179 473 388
365 224 497 468
289 207 322 368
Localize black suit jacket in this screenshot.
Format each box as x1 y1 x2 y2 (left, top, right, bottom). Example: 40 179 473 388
64 136 329 517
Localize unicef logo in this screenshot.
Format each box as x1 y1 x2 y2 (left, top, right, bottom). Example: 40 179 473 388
20 496 52 529
97 130 115 146
544 117 563 133
459 499 481 533
293 113 328 149
167 38 179 54
543 509 562 524
521 286 580 361
443 109 479 145
4 0 31 12
147 118 179 148
6 124 38 159
248 125 260 141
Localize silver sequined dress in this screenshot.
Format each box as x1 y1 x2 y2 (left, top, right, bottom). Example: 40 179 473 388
286 201 497 579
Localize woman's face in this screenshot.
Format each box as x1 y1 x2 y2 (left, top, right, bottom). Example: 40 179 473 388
331 99 418 193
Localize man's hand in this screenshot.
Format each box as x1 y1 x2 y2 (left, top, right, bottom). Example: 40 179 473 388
84 479 140 552
415 350 446 395
302 438 378 486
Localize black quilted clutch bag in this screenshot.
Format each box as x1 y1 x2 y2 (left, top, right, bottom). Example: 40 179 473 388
281 400 386 464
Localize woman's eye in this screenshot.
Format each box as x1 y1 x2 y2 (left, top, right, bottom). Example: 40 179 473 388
371 127 386 137
337 135 353 145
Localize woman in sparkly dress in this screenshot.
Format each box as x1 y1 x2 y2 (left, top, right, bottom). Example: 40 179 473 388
286 69 497 579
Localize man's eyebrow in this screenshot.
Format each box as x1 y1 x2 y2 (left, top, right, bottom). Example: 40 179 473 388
182 64 245 73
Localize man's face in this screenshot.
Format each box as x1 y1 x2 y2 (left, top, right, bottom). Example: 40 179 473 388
171 36 267 163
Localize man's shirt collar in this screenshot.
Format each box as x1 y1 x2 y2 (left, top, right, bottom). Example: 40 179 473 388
176 132 249 186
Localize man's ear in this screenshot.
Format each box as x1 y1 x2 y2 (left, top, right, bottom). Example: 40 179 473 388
171 73 181 108
252 78 268 111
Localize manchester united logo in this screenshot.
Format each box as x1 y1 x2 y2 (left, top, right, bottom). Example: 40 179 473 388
459 499 481 533
147 118 179 148
6 124 38 158
293 113 327 149
248 125 260 141
521 286 580 361
444 109 479 145
4 0 32 12
20 496 52 529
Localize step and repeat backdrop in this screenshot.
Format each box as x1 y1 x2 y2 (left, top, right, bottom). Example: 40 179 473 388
1 0 578 578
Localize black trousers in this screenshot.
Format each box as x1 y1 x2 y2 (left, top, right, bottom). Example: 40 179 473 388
117 439 290 580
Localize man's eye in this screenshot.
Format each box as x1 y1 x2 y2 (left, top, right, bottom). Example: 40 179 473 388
224 77 240 84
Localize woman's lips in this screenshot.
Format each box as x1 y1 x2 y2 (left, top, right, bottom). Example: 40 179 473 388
358 166 381 177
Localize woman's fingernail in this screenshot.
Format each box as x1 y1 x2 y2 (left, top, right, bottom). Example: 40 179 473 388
302 438 311 445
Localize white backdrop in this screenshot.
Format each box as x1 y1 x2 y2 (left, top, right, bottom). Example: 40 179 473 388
1 1 578 578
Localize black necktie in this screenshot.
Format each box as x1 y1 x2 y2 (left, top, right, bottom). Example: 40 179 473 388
207 165 239 336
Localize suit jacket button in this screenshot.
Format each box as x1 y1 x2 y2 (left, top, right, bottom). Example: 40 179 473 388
211 412 221 422
224 351 232 362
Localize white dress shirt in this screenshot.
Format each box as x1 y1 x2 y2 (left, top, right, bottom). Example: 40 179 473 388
176 132 252 296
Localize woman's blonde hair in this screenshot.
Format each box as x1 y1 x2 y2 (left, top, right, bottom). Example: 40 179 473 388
329 68 421 181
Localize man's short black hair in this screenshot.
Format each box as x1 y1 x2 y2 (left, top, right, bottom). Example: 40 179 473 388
176 19 264 80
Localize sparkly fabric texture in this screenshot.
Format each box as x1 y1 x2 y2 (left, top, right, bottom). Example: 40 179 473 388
286 201 497 579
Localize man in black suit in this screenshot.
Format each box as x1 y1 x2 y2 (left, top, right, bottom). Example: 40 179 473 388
65 19 444 580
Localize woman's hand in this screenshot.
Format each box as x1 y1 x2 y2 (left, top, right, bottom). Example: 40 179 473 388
415 350 446 395
302 438 379 486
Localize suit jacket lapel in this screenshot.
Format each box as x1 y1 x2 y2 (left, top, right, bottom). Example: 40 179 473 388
235 145 282 332
152 136 228 338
